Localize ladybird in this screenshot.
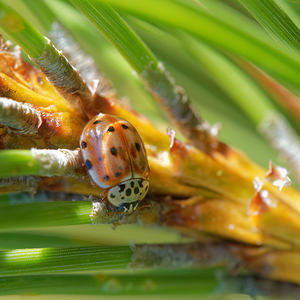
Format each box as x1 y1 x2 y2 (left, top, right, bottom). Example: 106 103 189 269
80 113 150 212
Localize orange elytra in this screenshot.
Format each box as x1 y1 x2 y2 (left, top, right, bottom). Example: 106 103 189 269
80 113 150 212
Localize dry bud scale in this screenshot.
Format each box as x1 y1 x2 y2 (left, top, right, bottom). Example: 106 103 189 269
1 33 300 286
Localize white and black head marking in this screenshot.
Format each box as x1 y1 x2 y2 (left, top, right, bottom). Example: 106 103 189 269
107 178 149 213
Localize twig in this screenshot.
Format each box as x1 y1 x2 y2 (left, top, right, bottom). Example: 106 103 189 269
0 98 42 135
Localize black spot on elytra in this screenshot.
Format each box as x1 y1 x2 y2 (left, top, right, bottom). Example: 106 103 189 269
93 120 101 124
130 181 134 187
119 184 126 192
110 147 117 156
134 187 139 194
110 194 115 198
104 175 109 181
138 180 143 188
135 143 141 151
81 141 87 149
99 156 102 162
121 196 125 200
145 185 149 191
122 124 129 129
108 126 115 132
85 160 92 170
115 172 121 178
126 188 132 196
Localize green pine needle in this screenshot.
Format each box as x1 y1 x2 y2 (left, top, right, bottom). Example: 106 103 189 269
240 0 300 51
0 196 91 230
0 150 40 178
0 270 219 296
0 246 132 276
0 2 45 57
101 0 300 88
